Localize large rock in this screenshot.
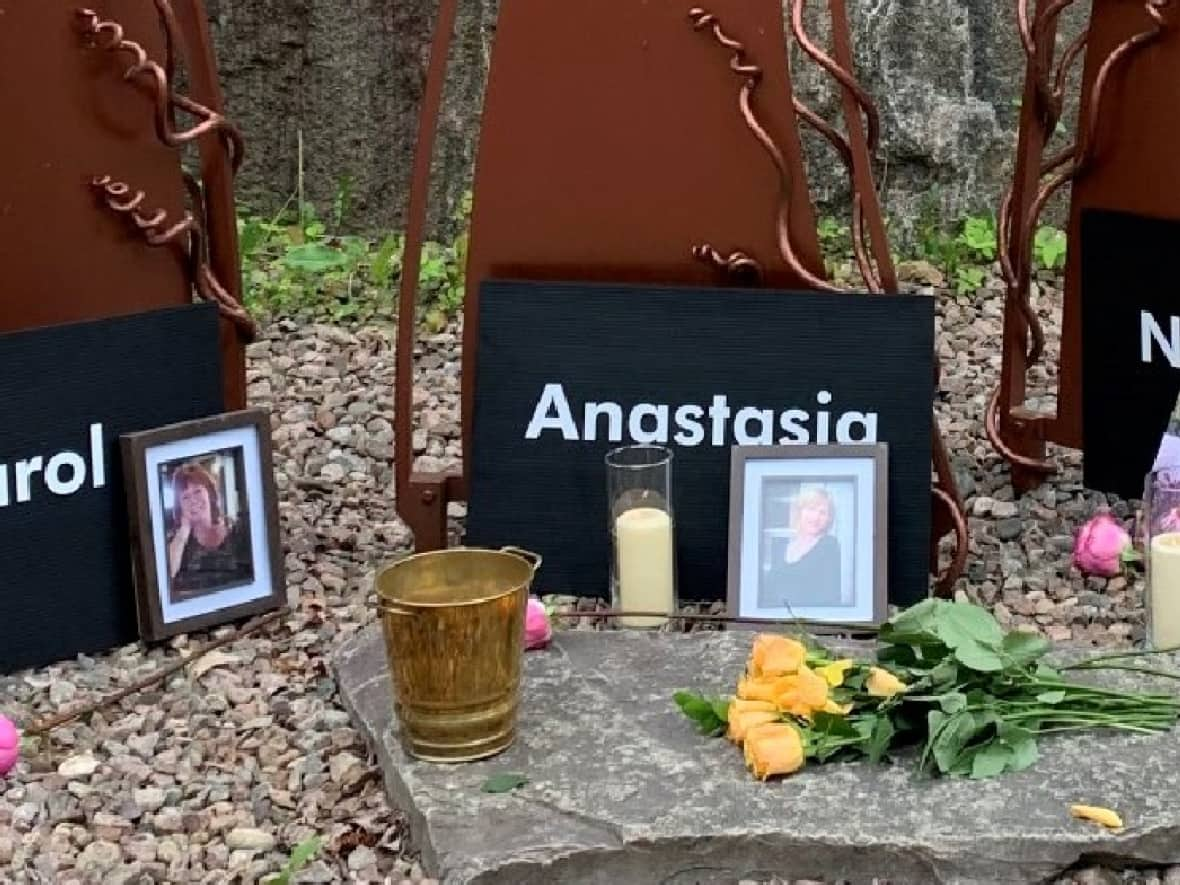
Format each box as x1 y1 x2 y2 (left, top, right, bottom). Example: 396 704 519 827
333 627 1180 884
204 0 1088 236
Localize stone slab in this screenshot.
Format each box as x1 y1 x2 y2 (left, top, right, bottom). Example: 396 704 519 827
332 628 1180 885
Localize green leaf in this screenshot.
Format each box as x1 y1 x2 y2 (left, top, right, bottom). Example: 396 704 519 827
935 603 1005 672
940 601 1005 646
282 242 349 273
939 692 968 714
1036 690 1067 705
673 691 727 736
1003 727 1039 772
481 773 528 793
1002 631 1051 665
286 836 322 871
866 715 896 763
1036 662 1061 681
812 712 860 739
951 641 1005 672
970 743 1011 779
931 711 983 774
710 699 731 724
371 234 402 287
263 835 324 885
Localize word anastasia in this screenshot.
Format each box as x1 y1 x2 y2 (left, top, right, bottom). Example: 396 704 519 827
525 384 878 446
0 424 105 507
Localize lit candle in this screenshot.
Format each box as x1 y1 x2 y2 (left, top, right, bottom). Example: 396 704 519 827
615 506 675 628
1150 532 1180 649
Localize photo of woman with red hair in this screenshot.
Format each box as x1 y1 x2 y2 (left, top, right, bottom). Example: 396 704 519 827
161 450 254 603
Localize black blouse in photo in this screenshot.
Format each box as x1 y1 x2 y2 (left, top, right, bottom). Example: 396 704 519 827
760 534 843 608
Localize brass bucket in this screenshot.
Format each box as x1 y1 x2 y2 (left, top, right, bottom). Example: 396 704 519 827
375 546 541 763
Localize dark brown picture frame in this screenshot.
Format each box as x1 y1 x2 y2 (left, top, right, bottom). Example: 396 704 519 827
727 444 889 629
121 408 285 641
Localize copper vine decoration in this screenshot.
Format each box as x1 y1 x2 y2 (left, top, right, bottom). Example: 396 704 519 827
687 5 969 595
76 4 253 338
987 0 1171 476
688 7 838 293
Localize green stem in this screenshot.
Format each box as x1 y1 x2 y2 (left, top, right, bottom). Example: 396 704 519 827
1025 678 1176 703
1005 711 1172 732
1061 663 1180 681
1062 645 1180 668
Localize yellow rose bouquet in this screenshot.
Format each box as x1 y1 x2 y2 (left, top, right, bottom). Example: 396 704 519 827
675 600 1180 782
676 633 906 781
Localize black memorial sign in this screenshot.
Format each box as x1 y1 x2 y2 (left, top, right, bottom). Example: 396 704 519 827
466 281 934 606
0 304 224 672
1081 209 1180 498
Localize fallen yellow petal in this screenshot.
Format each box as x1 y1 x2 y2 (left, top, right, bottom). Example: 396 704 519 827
1070 805 1124 830
816 659 854 687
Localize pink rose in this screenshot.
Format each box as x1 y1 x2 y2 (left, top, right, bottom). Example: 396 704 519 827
0 715 19 777
524 597 552 650
1074 513 1135 577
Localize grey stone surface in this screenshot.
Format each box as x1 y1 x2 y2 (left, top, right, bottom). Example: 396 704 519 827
204 0 1087 236
334 627 1180 885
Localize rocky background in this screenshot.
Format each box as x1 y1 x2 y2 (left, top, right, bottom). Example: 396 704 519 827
203 0 1089 237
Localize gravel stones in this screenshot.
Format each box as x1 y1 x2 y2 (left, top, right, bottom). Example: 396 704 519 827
0 276 1165 883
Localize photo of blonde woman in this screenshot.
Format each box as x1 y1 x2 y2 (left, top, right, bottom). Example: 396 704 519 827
759 482 854 609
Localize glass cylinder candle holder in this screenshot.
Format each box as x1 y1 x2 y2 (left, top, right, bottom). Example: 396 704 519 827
1145 467 1180 650
606 444 677 628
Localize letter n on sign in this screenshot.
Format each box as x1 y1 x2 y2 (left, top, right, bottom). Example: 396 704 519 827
1081 210 1180 497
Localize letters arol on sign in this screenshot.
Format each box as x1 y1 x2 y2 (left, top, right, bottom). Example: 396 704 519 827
0 424 105 507
524 384 879 447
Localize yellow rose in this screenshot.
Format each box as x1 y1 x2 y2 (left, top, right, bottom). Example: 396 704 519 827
748 634 806 678
866 666 907 698
743 722 805 780
816 659 854 687
772 665 830 719
737 674 789 703
726 699 780 743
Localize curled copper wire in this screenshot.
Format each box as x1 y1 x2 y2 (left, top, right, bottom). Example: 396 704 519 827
790 97 882 293
933 486 970 598
789 0 880 150
688 7 838 293
690 245 764 285
92 175 257 340
989 0 1170 475
76 6 244 174
787 0 885 294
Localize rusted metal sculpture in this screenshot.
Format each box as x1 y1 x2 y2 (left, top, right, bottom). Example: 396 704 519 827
396 0 968 596
990 0 1178 490
1 2 249 408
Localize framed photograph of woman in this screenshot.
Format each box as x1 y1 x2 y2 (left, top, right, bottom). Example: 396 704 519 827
727 444 888 627
121 408 285 641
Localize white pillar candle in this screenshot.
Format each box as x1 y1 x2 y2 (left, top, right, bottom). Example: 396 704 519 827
615 506 675 628
1150 532 1180 649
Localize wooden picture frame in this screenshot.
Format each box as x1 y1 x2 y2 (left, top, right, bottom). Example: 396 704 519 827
121 408 285 641
727 444 889 628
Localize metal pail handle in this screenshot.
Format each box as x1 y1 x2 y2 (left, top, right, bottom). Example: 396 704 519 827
500 546 543 573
